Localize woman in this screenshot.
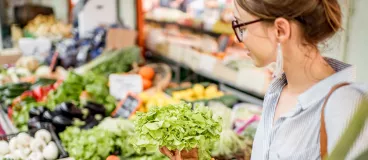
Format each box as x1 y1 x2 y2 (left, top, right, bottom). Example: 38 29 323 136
161 0 368 159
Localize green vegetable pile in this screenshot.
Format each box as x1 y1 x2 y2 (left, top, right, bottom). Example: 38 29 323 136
12 97 37 131
60 118 167 160
60 118 134 160
131 103 222 160
76 46 141 76
211 129 246 159
46 71 116 114
0 82 31 108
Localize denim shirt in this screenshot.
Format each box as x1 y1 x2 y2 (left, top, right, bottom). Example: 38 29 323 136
251 58 368 160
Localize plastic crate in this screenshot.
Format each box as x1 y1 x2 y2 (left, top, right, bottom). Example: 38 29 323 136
0 123 69 158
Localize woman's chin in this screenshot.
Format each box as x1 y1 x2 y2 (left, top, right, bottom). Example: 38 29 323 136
250 59 264 68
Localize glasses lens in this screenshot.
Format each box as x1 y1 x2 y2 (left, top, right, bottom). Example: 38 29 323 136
235 27 242 42
232 20 243 42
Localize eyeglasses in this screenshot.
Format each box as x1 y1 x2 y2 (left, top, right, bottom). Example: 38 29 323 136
232 19 263 42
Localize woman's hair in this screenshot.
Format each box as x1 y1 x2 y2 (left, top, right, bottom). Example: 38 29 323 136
236 0 342 45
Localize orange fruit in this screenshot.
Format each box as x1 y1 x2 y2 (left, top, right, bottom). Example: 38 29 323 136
139 66 155 80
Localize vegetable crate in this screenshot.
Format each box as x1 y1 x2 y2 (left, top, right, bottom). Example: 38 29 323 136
0 123 69 158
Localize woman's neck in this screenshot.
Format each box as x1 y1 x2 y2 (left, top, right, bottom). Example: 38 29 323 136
282 47 336 94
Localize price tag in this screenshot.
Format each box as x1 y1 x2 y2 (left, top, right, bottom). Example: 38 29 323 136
109 74 143 100
112 93 142 119
199 54 217 73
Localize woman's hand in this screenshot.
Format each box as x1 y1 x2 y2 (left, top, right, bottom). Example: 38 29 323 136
159 147 199 160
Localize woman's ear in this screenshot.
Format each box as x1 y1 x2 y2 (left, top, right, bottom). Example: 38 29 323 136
274 18 291 43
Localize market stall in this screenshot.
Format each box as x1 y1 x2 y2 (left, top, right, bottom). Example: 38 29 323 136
0 0 264 160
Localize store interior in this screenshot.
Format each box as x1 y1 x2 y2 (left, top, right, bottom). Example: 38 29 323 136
0 0 367 160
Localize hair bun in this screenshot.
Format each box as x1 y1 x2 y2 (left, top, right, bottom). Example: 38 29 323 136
321 0 342 32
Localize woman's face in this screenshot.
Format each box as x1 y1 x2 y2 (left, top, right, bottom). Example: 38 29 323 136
233 1 277 67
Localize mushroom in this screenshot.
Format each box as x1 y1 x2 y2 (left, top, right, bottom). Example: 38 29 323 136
27 151 44 160
35 129 52 143
30 138 47 152
0 140 9 155
42 141 58 160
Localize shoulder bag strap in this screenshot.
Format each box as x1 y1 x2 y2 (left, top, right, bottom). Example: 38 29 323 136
320 82 351 159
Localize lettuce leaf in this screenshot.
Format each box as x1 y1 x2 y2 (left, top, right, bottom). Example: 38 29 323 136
131 103 222 160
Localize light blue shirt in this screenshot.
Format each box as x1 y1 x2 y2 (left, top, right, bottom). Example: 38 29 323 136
251 58 368 160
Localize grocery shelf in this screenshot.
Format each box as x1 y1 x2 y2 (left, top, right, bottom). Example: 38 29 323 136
145 50 265 106
145 19 225 38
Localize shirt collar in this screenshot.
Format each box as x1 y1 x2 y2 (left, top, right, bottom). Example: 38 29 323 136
298 58 355 109
267 58 355 110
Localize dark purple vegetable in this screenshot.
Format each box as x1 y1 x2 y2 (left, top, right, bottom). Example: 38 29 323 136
29 107 42 118
81 117 99 130
85 101 105 115
37 106 47 114
42 110 54 122
52 115 73 133
52 115 73 126
55 102 83 118
28 117 42 129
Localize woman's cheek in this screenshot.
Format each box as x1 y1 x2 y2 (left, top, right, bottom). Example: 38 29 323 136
242 30 249 43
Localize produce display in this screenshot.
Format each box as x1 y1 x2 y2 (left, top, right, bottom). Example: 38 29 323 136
0 39 260 160
46 71 115 113
0 129 59 160
60 118 167 160
171 84 224 101
0 82 31 109
166 83 238 107
138 91 179 112
24 15 72 38
139 66 155 90
132 103 222 160
10 71 115 131
76 47 141 76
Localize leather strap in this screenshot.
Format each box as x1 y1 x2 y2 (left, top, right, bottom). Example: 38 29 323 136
320 82 350 159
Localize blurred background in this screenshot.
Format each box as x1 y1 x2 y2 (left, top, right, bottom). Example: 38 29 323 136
0 0 367 160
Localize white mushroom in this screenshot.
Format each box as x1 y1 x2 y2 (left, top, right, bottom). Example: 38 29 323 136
35 129 52 143
23 147 32 156
14 149 29 159
27 152 44 160
0 140 9 155
17 132 33 148
30 138 47 152
3 153 15 159
42 141 58 160
8 137 18 152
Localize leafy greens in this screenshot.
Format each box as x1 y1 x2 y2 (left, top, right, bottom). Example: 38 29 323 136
131 103 222 160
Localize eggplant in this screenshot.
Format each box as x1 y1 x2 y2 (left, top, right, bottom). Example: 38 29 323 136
28 117 44 129
37 106 47 114
55 102 83 118
42 110 54 122
84 101 106 115
52 115 73 126
29 106 47 118
52 115 73 133
81 117 99 130
29 108 42 118
80 114 103 130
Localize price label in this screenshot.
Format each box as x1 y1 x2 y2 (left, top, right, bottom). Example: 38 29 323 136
112 93 142 119
109 74 143 100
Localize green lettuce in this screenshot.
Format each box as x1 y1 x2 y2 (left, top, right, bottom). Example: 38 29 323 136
131 103 222 160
